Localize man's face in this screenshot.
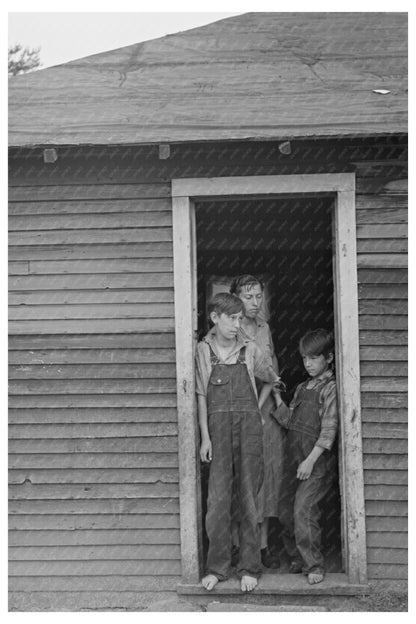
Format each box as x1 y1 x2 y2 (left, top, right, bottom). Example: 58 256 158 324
211 311 243 340
238 284 263 319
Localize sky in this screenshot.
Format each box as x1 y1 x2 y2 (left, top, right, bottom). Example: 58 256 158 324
8 11 242 70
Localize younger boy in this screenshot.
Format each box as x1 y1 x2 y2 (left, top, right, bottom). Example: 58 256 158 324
272 329 338 585
196 293 280 592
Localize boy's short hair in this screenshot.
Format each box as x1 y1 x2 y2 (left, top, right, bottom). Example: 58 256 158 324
208 292 244 317
230 274 264 296
299 329 334 358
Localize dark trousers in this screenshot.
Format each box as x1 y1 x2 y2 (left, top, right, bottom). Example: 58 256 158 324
205 409 263 580
279 467 332 573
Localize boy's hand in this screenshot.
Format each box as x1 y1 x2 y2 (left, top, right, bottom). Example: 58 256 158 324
200 439 212 463
297 457 315 480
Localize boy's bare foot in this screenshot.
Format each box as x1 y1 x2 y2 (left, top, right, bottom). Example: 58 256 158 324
202 574 219 591
241 575 258 592
307 571 324 584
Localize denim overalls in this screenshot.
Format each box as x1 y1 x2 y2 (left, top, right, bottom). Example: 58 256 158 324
279 381 336 574
205 345 263 580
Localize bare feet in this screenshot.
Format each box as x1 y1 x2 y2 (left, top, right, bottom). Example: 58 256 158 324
307 571 324 584
241 575 258 592
202 574 219 591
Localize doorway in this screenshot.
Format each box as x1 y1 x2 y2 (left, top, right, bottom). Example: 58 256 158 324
195 196 342 573
171 174 367 586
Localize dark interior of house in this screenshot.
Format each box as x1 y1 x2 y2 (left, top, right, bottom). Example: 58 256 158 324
195 196 342 573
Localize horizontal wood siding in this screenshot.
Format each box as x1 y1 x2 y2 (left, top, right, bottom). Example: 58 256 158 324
8 178 180 607
356 182 408 580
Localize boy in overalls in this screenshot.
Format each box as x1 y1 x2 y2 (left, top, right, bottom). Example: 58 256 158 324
272 329 338 585
195 293 281 592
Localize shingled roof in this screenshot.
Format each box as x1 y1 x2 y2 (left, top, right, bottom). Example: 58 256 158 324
8 12 408 147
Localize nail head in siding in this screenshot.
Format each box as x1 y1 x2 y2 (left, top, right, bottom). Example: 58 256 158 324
159 144 170 160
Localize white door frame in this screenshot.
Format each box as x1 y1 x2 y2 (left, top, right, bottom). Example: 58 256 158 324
171 174 367 585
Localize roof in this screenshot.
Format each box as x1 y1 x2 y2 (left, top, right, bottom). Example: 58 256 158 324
8 12 408 147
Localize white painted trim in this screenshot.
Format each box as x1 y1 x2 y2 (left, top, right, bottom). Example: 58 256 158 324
171 173 367 585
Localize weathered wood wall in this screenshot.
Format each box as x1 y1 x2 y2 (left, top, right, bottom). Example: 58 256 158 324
8 137 407 609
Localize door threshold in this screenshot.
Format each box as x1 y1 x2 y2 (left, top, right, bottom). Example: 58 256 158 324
178 573 369 596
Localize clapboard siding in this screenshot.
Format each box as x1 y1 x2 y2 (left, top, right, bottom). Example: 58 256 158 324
356 180 408 580
8 138 408 608
8 178 181 600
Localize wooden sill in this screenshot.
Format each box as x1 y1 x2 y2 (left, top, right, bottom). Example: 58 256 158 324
177 573 369 596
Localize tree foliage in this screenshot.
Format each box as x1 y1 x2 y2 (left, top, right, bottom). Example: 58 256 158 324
8 44 42 76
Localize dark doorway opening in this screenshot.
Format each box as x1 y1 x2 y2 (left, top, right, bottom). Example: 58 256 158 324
195 195 342 575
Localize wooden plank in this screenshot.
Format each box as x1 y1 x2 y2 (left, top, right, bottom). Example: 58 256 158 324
367 548 407 565
367 564 408 579
8 318 175 335
8 528 181 546
358 284 407 299
363 517 407 532
9 467 179 484
359 361 407 376
361 393 407 408
363 454 407 470
8 407 178 424
363 470 407 485
362 423 407 439
9 498 180 514
356 224 407 239
9 198 171 215
359 316 407 330
9 333 176 350
9 422 178 439
9 453 179 470
9 228 173 246
9 212 172 231
361 409 408 424
9 363 176 379
360 346 408 361
9 378 176 395
365 501 407 517
360 378 407 392
8 394 178 409
367 532 408 549
9 544 181 560
355 195 408 211
9 242 174 261
8 262 29 275
8 560 181 576
8 437 178 454
357 269 407 284
8 183 172 201
9 272 173 290
364 485 407 502
363 439 407 454
357 254 407 268
9 303 175 321
8 576 178 592
9 348 176 365
359 299 407 315
28 258 173 274
9 289 174 305
355 208 407 224
357 239 407 253
9 514 180 531
359 330 407 345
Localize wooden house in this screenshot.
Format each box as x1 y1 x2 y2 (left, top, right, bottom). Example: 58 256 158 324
8 12 407 611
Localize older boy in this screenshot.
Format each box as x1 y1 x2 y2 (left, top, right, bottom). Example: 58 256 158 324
196 293 280 592
272 329 338 585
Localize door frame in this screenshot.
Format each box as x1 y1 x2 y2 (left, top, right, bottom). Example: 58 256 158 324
171 174 367 585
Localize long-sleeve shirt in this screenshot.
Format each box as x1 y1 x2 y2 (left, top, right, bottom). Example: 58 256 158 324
195 328 279 399
272 369 338 450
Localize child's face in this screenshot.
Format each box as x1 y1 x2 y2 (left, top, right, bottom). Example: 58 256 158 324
301 352 333 378
238 284 263 319
211 311 243 341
